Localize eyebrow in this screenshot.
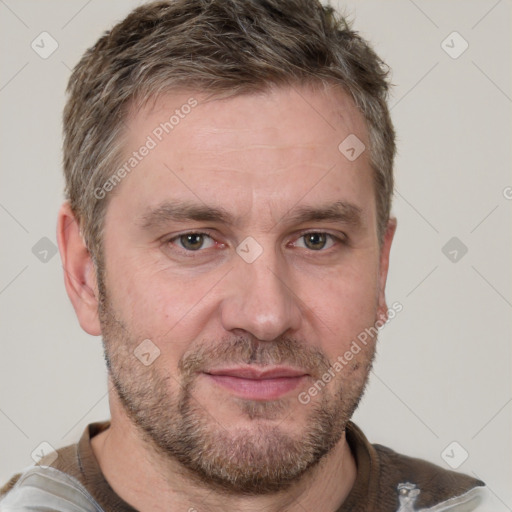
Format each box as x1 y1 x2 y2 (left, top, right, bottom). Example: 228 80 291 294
284 201 363 228
139 199 363 231
139 201 232 230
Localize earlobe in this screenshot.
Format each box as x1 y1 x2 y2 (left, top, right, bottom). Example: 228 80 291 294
57 202 102 336
377 217 397 322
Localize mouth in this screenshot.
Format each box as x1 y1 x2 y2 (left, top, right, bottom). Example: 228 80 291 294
202 366 309 400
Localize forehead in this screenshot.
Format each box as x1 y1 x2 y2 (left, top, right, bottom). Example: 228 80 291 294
109 84 375 230
129 83 367 152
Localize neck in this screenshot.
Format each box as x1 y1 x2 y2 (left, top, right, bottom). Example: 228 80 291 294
91 397 357 512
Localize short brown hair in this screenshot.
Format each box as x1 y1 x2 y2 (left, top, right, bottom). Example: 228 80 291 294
63 0 395 263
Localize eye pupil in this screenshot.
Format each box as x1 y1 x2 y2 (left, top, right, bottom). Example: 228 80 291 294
180 233 204 250
304 233 326 250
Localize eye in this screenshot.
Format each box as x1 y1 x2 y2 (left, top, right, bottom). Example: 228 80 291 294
171 232 216 251
294 232 338 251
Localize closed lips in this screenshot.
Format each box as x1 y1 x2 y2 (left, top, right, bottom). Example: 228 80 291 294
204 367 308 379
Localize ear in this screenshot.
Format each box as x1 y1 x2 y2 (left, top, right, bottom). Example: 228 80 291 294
57 202 101 336
376 217 397 323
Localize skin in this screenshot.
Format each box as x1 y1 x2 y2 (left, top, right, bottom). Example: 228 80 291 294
57 83 396 512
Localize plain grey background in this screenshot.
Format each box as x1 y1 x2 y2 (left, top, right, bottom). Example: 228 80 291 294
0 0 510 506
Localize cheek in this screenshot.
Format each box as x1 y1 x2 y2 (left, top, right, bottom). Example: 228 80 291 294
302 261 380 357
311 285 379 405
104 255 222 347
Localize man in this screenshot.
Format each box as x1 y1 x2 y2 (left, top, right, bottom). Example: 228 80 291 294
0 0 491 510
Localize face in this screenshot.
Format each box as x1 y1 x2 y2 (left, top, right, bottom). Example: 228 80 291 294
96 84 394 494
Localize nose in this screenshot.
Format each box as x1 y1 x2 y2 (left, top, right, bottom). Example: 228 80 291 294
220 246 303 341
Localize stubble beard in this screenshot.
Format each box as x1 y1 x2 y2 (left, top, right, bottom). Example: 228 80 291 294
97 282 375 495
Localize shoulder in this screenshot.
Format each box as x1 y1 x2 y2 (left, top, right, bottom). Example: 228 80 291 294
374 443 483 494
1 438 81 499
0 465 103 512
345 422 490 511
374 443 487 510
0 441 81 500
0 474 21 498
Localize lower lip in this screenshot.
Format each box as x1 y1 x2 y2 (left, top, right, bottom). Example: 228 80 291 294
204 374 307 400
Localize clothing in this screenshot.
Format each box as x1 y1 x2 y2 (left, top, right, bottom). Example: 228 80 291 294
0 421 491 511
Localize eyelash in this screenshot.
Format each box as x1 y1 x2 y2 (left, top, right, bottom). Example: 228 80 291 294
164 230 346 256
166 231 220 256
